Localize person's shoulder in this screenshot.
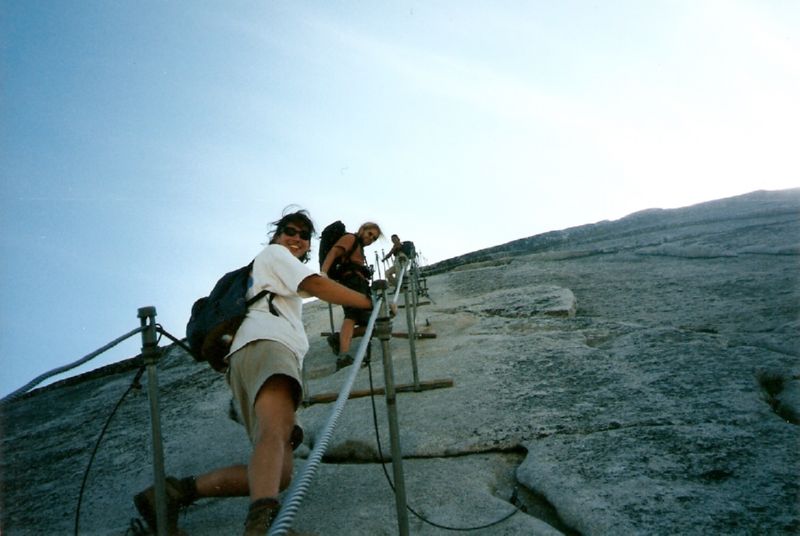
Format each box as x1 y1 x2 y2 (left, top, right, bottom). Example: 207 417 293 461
338 233 357 245
262 243 283 255
264 244 313 272
262 243 294 261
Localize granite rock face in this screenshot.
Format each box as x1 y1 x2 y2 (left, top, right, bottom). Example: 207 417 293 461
1 189 798 535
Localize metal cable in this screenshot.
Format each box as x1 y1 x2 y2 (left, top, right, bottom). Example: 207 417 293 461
154 325 194 355
391 262 409 306
1 326 146 404
267 297 384 536
74 367 145 536
365 362 521 531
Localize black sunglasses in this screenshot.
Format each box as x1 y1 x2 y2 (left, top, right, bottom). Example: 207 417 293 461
282 226 311 240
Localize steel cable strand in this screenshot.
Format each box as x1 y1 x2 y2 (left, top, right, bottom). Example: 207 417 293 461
1 326 147 404
154 325 194 355
268 298 383 536
365 335 521 531
391 262 409 306
74 366 146 536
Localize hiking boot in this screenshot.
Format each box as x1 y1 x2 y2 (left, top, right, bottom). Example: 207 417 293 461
326 333 340 355
243 497 280 536
134 476 197 535
290 423 304 450
335 354 354 371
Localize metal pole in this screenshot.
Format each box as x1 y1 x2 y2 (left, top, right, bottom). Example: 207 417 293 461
375 251 383 279
374 283 409 536
409 258 420 324
138 306 168 536
327 303 335 336
400 258 420 391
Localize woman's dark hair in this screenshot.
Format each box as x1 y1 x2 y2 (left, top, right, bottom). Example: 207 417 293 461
268 207 315 263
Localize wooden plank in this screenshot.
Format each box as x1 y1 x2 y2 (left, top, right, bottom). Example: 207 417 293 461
320 332 436 339
397 301 431 308
391 332 437 339
303 378 454 406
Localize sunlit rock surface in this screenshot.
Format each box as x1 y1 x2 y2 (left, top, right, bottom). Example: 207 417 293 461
2 189 798 535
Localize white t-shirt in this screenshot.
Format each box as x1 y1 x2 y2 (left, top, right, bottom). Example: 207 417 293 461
228 244 317 367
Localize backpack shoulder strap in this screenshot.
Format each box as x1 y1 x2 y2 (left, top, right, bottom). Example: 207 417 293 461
244 260 279 316
246 289 269 306
341 233 362 261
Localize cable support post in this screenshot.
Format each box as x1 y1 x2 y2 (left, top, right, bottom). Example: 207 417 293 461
400 258 421 391
374 250 383 280
137 306 168 536
410 259 420 323
375 315 393 341
376 284 410 536
372 280 393 342
138 306 160 364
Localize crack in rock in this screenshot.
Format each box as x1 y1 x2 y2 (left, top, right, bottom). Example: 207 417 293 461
318 444 583 535
757 371 800 425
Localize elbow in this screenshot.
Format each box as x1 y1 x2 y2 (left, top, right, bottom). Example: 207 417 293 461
299 274 324 296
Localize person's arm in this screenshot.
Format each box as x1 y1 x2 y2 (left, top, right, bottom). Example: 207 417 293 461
382 243 401 262
320 234 356 275
298 274 372 308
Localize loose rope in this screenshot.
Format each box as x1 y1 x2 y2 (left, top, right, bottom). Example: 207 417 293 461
365 363 521 531
267 297 384 536
74 367 145 536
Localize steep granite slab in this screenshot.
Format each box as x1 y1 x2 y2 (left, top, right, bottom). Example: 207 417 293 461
1 189 798 535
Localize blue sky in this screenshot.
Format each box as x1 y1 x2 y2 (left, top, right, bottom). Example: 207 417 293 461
2 1 798 398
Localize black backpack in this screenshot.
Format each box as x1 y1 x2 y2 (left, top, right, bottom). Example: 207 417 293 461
400 240 416 258
186 261 276 372
318 221 358 281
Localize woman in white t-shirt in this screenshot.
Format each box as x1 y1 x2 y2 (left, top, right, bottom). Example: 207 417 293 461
133 209 373 535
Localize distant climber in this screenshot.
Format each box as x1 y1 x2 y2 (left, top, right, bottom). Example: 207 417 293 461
383 234 415 287
320 222 381 370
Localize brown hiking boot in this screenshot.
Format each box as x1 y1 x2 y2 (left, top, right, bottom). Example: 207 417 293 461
326 332 340 355
243 497 280 536
134 476 197 535
335 354 354 371
290 423 304 450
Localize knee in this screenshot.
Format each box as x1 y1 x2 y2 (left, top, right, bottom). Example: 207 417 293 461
252 379 297 443
253 419 292 451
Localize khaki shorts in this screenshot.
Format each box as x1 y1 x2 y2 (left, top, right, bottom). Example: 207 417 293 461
226 339 303 444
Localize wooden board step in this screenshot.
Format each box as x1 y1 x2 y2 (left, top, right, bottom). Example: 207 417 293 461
303 378 454 405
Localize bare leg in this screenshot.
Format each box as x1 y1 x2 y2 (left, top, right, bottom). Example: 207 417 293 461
248 375 297 499
339 318 356 354
195 465 249 497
